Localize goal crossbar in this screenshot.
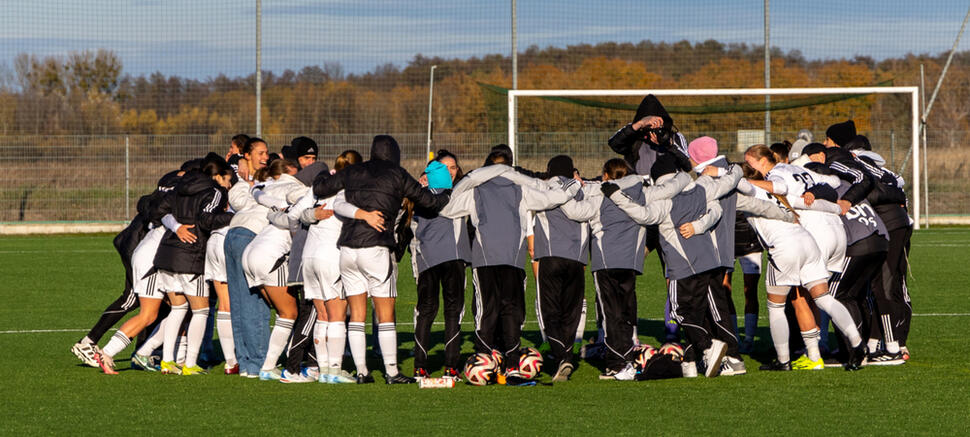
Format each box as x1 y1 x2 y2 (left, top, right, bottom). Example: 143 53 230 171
507 86 923 229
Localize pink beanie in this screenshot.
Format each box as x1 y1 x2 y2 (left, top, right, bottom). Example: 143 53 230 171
688 136 718 164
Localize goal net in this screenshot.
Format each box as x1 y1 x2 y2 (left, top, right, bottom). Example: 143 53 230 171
503 87 923 228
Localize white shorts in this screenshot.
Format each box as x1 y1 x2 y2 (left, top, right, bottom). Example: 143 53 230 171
204 231 227 283
242 242 288 288
800 213 847 273
156 269 207 297
764 235 830 293
737 252 762 275
339 246 397 298
303 254 344 301
132 227 166 299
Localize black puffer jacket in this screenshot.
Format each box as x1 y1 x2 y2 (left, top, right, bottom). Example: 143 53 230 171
153 170 233 274
854 155 909 231
313 135 449 249
823 147 873 205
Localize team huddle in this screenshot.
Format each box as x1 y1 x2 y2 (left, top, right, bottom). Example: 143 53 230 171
69 94 913 385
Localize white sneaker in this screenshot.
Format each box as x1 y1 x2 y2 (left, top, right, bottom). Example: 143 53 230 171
681 361 698 378
259 368 282 381
71 342 99 368
302 366 320 379
280 369 314 383
720 356 747 376
703 340 728 378
613 362 637 381
327 368 356 384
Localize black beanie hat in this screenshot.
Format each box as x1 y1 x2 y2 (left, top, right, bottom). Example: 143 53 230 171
650 153 679 182
546 155 575 179
825 120 856 147
290 136 319 157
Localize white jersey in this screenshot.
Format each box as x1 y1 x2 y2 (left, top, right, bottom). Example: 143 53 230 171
241 174 308 287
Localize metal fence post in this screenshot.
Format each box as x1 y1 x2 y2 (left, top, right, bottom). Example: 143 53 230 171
125 135 130 221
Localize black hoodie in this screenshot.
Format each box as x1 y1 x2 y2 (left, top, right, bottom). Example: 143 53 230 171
313 135 449 249
608 94 690 178
153 170 233 274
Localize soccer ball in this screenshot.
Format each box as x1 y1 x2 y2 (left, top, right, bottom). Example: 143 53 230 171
634 343 658 369
659 342 685 361
490 349 504 371
464 353 497 386
517 347 543 379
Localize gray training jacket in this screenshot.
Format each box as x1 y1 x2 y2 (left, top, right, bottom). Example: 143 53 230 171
409 212 471 275
439 164 579 270
608 167 743 280
560 172 692 273
533 175 591 264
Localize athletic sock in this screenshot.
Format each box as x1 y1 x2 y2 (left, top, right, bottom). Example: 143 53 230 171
868 338 881 353
261 318 294 371
80 336 94 346
215 311 237 367
813 294 862 347
767 301 789 363
102 331 131 358
801 328 821 361
327 322 347 371
744 313 758 341
314 320 330 370
163 303 189 362
348 322 368 375
135 318 167 356
183 307 209 369
176 335 188 365
378 323 399 377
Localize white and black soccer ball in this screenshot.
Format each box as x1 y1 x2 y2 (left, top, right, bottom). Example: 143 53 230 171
517 347 543 379
634 343 658 369
659 342 685 361
464 352 497 386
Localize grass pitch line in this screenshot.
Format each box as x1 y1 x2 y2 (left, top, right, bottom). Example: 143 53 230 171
4 312 970 335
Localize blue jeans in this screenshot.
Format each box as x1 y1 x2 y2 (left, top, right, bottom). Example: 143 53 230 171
224 227 270 375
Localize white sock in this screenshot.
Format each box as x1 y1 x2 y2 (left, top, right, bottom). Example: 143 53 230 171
885 340 900 354
261 318 294 371
881 314 900 353
327 322 347 371
744 313 758 340
767 301 789 363
813 294 862 347
314 320 330 370
163 303 188 362
801 328 821 361
184 307 209 369
348 322 368 375
102 331 131 358
378 323 399 377
575 298 587 343
176 335 188 365
216 311 237 367
136 317 167 356
868 338 881 353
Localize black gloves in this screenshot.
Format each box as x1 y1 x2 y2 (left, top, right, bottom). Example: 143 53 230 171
600 182 620 198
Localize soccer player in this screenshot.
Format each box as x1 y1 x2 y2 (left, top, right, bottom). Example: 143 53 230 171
94 158 234 374
314 135 449 384
224 137 271 378
409 150 469 381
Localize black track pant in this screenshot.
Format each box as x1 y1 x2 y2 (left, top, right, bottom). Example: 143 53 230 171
84 222 144 344
702 268 739 358
831 249 886 358
897 229 914 346
536 257 585 367
594 269 637 371
670 269 728 363
868 226 912 346
285 287 317 373
472 266 526 367
413 260 466 370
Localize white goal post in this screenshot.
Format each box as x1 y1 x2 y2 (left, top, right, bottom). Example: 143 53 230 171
507 87 923 229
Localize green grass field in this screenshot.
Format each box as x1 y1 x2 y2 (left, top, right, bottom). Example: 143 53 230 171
1 230 968 435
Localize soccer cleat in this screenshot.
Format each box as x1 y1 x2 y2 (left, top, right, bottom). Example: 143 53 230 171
758 359 792 371
738 339 754 355
160 360 182 375
413 367 431 379
356 372 375 384
131 354 160 372
302 367 320 380
599 363 636 381
720 356 747 376
280 369 314 383
867 351 905 366
442 367 462 382
181 365 208 376
259 368 282 381
224 364 240 375
327 369 357 384
681 361 698 378
552 361 574 382
703 340 728 378
791 355 824 370
504 371 538 386
72 342 99 368
385 373 417 385
844 343 867 371
94 350 118 375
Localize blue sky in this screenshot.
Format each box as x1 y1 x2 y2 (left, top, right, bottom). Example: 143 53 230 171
1 0 967 79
